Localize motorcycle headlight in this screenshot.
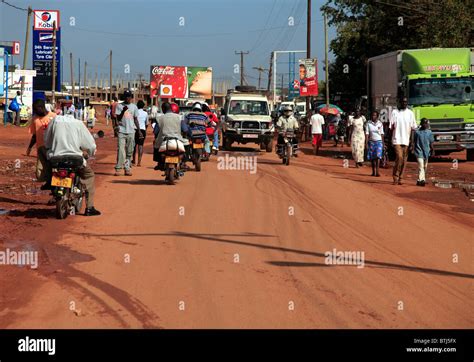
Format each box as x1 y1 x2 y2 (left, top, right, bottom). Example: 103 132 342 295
234 122 240 128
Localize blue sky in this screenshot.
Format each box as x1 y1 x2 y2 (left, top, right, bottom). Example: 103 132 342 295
1 0 335 87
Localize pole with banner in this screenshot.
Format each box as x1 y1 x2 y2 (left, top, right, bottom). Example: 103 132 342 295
3 49 9 126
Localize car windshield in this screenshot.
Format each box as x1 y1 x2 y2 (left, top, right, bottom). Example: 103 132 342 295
409 77 473 105
296 105 305 113
229 100 269 115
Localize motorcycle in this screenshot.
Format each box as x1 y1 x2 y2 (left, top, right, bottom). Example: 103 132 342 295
188 135 207 171
50 155 86 219
159 137 185 185
277 130 298 166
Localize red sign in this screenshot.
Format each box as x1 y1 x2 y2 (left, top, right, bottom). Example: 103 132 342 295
150 65 188 98
34 10 60 30
298 58 318 97
12 41 20 55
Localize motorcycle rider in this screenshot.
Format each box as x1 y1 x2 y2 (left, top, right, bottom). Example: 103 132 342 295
183 102 210 154
44 114 101 216
276 104 299 156
153 102 185 171
202 103 219 153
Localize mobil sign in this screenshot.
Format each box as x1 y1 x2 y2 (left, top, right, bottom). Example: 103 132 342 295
34 10 60 30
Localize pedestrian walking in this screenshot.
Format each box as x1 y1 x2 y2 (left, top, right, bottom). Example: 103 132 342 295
132 100 148 167
365 110 384 177
336 114 347 147
413 118 434 187
13 91 23 126
390 96 417 185
105 106 111 126
111 96 119 137
26 99 56 189
114 90 141 176
309 108 325 155
348 108 366 167
87 105 96 129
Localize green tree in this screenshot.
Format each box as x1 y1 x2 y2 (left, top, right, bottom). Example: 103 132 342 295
321 0 474 98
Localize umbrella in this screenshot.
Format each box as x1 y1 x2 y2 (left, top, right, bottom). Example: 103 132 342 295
318 105 341 115
316 103 344 113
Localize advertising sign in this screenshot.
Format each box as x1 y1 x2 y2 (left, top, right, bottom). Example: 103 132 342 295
0 48 4 96
187 67 213 99
298 58 318 97
150 66 187 99
34 10 60 30
6 72 33 118
150 65 213 99
32 9 61 92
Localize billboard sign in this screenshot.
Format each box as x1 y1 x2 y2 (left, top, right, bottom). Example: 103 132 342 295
187 67 212 99
5 72 33 118
298 58 318 97
32 10 61 92
34 10 60 30
0 49 4 96
150 65 213 99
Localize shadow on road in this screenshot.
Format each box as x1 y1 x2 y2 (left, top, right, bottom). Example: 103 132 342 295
74 230 473 280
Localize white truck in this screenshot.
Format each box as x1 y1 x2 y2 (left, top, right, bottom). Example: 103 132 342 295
221 86 274 152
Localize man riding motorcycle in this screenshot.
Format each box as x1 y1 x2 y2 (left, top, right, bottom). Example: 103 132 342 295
44 114 101 216
153 102 185 171
276 105 299 156
183 102 210 150
202 103 219 153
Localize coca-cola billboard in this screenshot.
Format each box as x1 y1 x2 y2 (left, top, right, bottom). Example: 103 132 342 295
150 65 213 99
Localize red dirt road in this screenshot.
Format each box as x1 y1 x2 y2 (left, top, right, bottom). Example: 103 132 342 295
0 124 473 328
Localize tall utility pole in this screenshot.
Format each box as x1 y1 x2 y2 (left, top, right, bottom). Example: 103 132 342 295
235 50 249 86
70 53 74 103
78 58 81 106
253 66 268 90
324 13 329 107
109 50 112 102
83 61 87 108
306 0 312 117
52 21 57 105
267 52 273 92
280 74 284 100
20 7 32 99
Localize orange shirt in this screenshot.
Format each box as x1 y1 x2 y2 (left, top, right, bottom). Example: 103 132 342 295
29 112 55 149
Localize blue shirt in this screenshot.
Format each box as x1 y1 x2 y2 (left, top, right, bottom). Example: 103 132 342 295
414 129 434 159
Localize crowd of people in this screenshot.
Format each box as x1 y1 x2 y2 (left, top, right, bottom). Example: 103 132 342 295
23 92 435 219
307 96 434 186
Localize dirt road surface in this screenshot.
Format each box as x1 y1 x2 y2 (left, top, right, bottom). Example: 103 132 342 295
0 124 472 328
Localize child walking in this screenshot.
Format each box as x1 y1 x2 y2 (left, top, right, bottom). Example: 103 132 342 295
413 118 434 187
365 110 384 177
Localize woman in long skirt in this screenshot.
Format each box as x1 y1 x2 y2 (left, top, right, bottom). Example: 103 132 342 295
349 108 366 167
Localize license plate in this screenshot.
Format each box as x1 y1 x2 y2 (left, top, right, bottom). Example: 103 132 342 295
193 143 204 149
165 156 179 164
51 176 73 188
243 134 258 138
437 135 454 141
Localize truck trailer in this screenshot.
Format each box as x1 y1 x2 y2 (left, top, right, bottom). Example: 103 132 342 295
367 48 474 160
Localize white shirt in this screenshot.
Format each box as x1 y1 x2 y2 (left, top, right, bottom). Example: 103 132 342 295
44 115 97 166
390 108 417 146
365 120 384 141
137 109 149 130
310 114 325 134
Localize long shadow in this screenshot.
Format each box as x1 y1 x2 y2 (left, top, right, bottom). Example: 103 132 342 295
110 179 167 186
74 230 473 280
7 207 56 219
0 196 43 206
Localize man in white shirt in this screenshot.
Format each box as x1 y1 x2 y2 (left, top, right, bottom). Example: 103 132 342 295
310 108 325 155
389 97 417 185
44 114 101 216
